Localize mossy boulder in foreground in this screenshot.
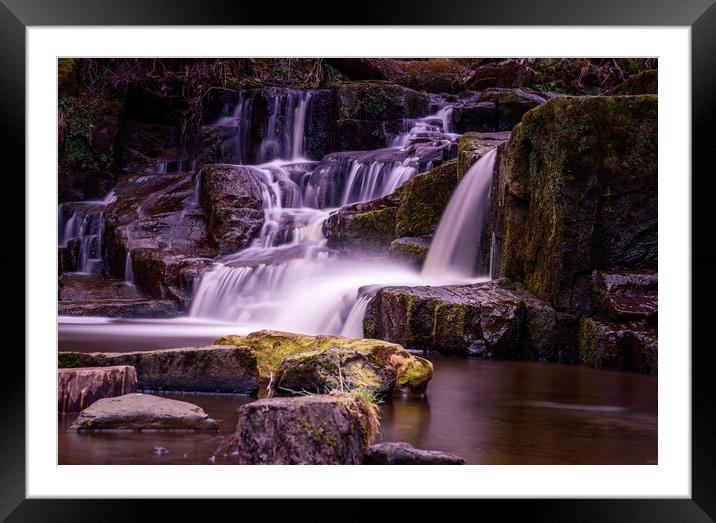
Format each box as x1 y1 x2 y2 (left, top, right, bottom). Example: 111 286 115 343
215 330 433 395
272 346 397 398
496 95 657 315
215 394 378 464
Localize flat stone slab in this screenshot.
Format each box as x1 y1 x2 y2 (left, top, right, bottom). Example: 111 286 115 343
363 442 466 464
59 345 259 395
58 299 180 318
58 365 137 413
68 393 219 432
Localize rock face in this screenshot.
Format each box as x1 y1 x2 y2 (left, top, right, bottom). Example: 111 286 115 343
457 131 512 180
68 393 219 431
493 95 657 316
272 346 397 398
199 164 265 254
452 88 548 133
216 394 378 464
363 442 465 465
388 236 431 267
579 318 657 375
58 366 138 413
58 345 259 395
215 330 433 395
364 279 576 362
594 270 657 321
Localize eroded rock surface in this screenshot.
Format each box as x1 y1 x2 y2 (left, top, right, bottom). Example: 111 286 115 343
58 366 138 413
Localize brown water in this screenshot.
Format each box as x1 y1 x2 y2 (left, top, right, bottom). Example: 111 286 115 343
58 355 657 465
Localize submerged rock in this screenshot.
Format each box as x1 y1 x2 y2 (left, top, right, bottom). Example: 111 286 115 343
364 279 574 361
579 318 657 375
216 330 432 395
363 442 465 465
272 346 397 398
58 345 259 395
68 393 219 432
58 366 138 413
495 95 657 315
199 164 265 255
215 394 378 464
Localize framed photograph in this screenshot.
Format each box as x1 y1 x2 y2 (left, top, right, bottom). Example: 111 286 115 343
3 0 711 519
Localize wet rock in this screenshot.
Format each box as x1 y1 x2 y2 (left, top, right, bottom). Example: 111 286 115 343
364 280 569 361
388 236 431 267
363 442 465 464
120 121 189 173
579 318 657 375
58 168 117 203
332 81 429 121
58 299 180 318
272 346 397 398
303 89 337 160
58 239 80 275
610 69 658 95
452 88 547 133
496 95 657 315
58 274 144 302
465 62 537 91
58 345 259 395
199 164 265 255
457 132 511 180
215 394 378 464
594 270 657 322
216 330 432 395
58 366 138 413
323 195 399 252
335 119 403 151
68 393 219 432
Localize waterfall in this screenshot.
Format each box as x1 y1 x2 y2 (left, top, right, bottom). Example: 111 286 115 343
124 250 134 284
339 294 372 338
422 148 497 278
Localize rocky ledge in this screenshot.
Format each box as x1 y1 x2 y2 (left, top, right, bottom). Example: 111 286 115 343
58 345 259 395
68 393 219 432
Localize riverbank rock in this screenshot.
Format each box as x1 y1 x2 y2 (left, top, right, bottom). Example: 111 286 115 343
68 393 219 431
58 366 138 413
58 299 180 318
579 318 657 375
272 346 397 398
494 95 657 315
363 442 465 464
215 394 378 464
58 345 259 395
364 279 575 362
199 164 266 254
215 330 433 395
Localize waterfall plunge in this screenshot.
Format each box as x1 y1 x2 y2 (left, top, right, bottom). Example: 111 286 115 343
422 148 497 279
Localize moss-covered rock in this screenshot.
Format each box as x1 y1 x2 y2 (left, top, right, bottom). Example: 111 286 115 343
611 69 658 95
272 346 397 398
215 330 433 395
394 161 458 237
457 132 511 180
388 236 431 267
331 81 429 121
323 195 399 252
452 89 547 134
364 279 574 361
498 95 657 315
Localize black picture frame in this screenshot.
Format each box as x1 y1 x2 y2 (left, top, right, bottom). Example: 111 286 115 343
2 0 712 520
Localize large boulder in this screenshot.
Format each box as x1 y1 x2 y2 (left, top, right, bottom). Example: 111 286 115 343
272 346 397 398
451 89 548 133
323 194 399 253
332 81 429 121
215 330 433 395
388 236 432 267
58 345 259 395
579 318 657 375
363 442 465 465
594 270 658 322
68 393 219 431
58 366 138 413
494 95 657 315
611 69 658 95
364 279 576 362
215 394 378 464
199 164 266 254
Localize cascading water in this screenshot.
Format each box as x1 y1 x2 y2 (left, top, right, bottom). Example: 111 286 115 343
422 148 497 279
